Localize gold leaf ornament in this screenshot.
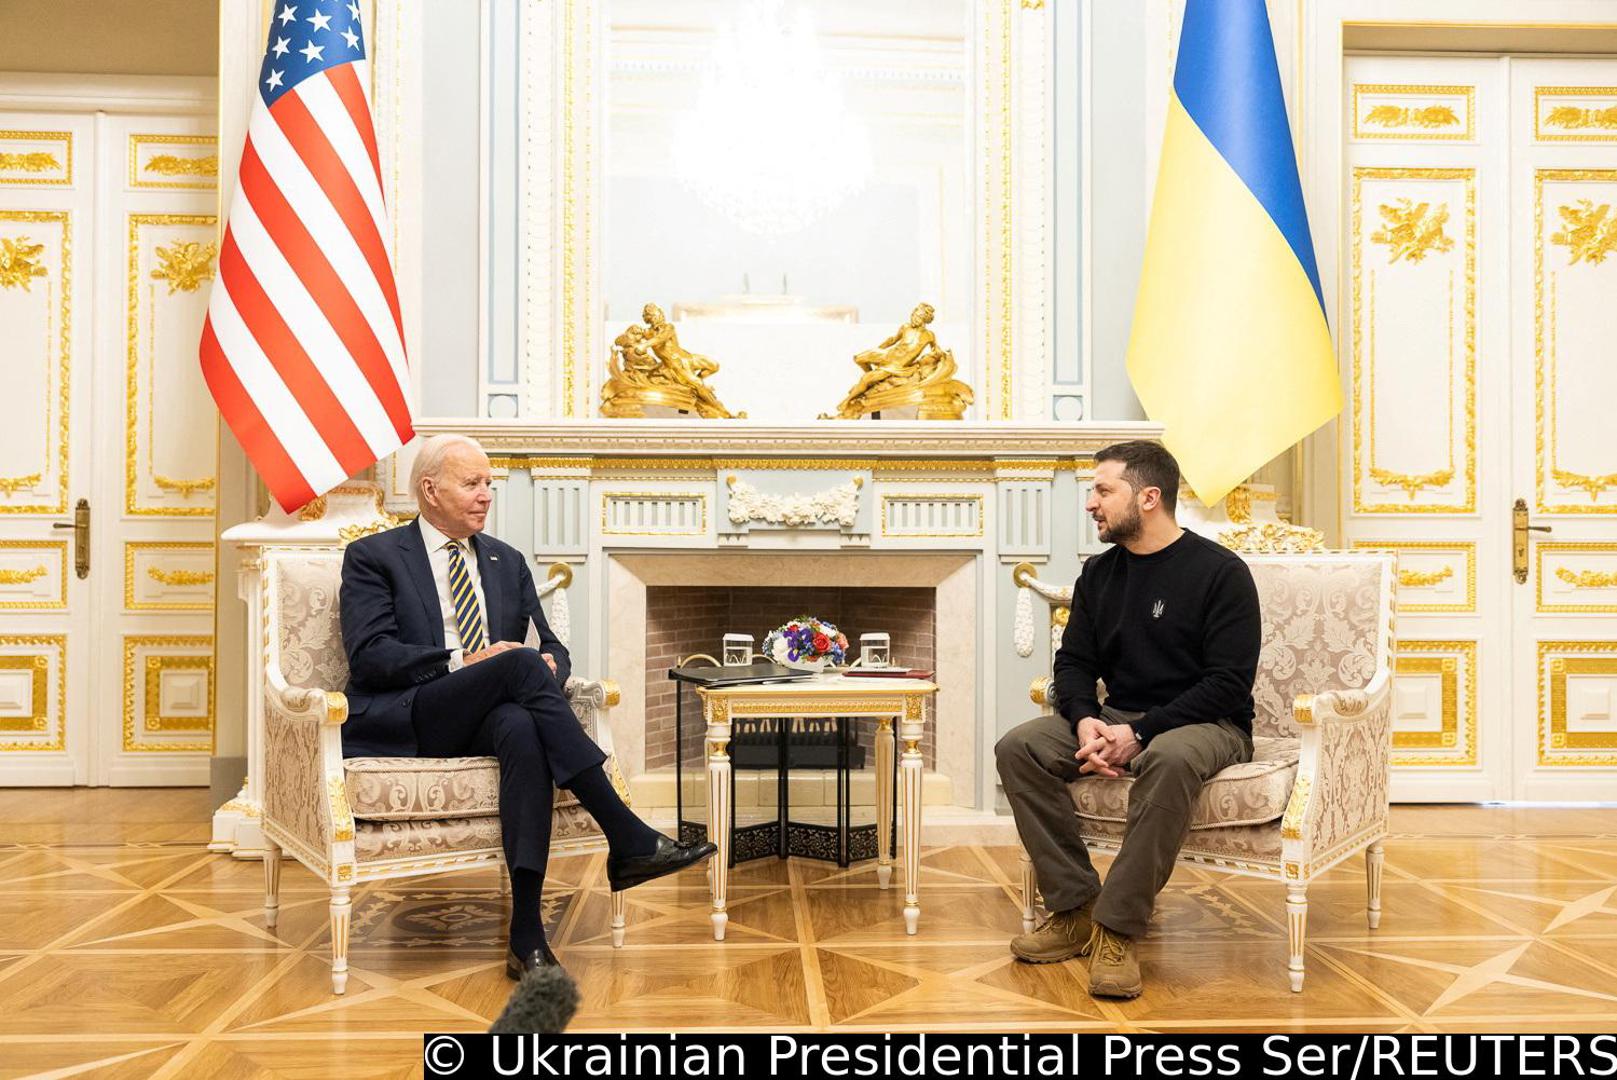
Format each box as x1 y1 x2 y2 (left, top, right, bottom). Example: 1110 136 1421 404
1365 104 1460 130
0 236 48 291
144 154 219 178
1544 105 1617 131
1372 200 1455 264
1551 201 1617 266
0 151 61 173
150 240 218 294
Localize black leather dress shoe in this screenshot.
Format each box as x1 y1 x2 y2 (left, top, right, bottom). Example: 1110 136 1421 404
606 835 718 892
505 939 562 980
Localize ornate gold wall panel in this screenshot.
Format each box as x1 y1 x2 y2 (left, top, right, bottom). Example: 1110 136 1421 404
0 540 68 609
0 210 69 515
1349 540 1476 613
0 130 71 185
1535 86 1617 142
124 541 216 612
1392 640 1477 767
122 636 213 753
1538 640 1617 766
1536 542 1617 614
128 134 218 191
0 635 66 750
1535 170 1617 515
125 213 218 517
1352 84 1475 141
1352 168 1476 515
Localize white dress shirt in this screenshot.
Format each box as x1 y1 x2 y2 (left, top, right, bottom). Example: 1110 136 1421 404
416 516 490 672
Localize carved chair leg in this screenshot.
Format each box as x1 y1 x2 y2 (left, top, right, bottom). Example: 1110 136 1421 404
330 884 352 995
263 842 282 930
1366 841 1385 930
611 890 627 949
1019 849 1037 933
1286 883 1308 993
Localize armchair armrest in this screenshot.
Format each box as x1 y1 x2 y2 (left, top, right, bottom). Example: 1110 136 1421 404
1281 667 1394 876
562 675 630 803
262 662 354 880
1293 669 1391 728
267 664 349 727
1030 675 1059 712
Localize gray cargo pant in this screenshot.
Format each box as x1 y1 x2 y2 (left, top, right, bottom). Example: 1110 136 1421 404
994 706 1253 938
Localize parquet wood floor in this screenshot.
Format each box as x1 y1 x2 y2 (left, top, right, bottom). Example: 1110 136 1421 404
0 792 1613 1077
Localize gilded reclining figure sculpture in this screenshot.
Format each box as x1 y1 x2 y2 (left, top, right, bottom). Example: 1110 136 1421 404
600 303 744 419
822 302 974 420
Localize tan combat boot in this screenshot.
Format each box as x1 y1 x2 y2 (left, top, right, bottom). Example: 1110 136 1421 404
1087 923 1143 998
1009 902 1095 963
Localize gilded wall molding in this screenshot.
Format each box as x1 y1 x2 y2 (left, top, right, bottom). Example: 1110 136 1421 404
1535 86 1617 143
1535 170 1617 514
0 130 72 185
1539 640 1617 766
1351 168 1475 514
125 213 218 517
0 540 68 610
121 635 213 754
1351 83 1474 141
128 134 219 191
0 210 69 515
1536 542 1617 614
1392 640 1477 768
0 635 66 750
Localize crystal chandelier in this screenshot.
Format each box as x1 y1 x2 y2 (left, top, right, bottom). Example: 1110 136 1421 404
674 1 872 238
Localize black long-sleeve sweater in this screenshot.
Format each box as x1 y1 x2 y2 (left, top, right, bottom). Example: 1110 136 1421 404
1052 529 1260 745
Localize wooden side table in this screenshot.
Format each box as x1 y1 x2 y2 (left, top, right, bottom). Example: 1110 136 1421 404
694 675 937 941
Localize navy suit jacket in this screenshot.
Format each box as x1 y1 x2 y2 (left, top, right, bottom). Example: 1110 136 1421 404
338 522 571 758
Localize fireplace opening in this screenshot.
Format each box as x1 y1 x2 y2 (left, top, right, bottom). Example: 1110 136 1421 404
645 585 937 775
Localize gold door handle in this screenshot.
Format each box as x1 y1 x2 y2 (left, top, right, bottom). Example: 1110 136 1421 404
1512 497 1552 584
50 498 89 579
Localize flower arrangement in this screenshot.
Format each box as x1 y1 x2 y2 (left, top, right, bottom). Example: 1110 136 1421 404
762 616 849 671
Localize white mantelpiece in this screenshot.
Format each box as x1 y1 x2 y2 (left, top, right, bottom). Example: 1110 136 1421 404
414 418 1162 458
405 419 1162 834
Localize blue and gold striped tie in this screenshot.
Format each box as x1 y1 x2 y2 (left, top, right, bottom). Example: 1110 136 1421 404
446 541 486 654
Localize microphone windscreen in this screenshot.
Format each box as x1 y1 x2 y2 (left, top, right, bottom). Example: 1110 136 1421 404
490 965 580 1034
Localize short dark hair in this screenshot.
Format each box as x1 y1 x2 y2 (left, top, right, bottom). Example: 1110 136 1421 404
1094 440 1180 514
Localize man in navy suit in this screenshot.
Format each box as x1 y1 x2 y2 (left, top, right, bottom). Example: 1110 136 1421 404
340 434 715 977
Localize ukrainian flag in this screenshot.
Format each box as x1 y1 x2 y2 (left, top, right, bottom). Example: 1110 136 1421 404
1126 0 1341 506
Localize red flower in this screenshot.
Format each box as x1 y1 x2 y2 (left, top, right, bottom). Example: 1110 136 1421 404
812 633 831 654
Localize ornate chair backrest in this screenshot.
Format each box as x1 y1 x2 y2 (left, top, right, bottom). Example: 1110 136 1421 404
1243 553 1396 739
265 549 351 693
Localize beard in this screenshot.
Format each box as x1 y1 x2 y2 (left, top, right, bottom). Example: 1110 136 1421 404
1094 503 1143 545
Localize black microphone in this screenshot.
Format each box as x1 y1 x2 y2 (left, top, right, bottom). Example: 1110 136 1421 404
490 965 580 1034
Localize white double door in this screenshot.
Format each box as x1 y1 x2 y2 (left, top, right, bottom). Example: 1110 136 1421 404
1342 55 1617 801
0 86 219 785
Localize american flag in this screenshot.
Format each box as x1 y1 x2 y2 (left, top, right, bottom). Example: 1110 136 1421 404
201 0 414 513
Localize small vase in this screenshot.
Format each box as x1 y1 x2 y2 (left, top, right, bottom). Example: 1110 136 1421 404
781 656 830 673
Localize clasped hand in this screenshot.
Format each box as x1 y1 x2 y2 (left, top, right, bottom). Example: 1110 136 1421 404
1074 716 1140 777
464 641 557 675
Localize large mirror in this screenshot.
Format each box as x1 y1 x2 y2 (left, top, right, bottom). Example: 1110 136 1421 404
603 0 973 419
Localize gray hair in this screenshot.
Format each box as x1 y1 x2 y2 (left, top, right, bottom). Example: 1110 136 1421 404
410 434 487 504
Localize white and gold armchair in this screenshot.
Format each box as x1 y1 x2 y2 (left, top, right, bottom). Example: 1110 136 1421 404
1016 551 1397 991
257 548 629 994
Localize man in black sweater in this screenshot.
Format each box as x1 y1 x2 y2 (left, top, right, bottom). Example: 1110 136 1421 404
995 440 1260 999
